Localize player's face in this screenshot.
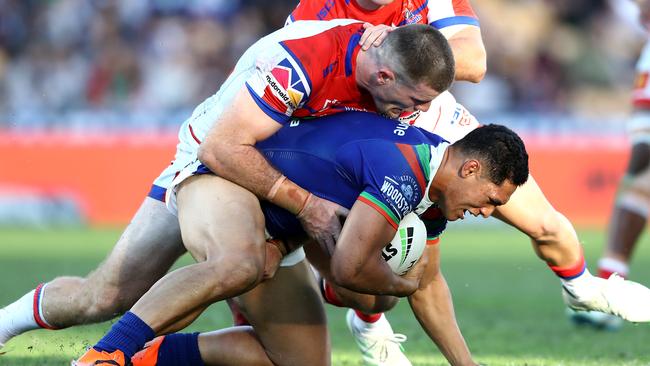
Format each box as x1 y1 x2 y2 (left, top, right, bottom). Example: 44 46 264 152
372 81 440 120
438 177 517 221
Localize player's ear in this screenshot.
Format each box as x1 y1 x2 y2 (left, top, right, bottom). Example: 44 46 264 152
377 68 396 85
459 159 480 178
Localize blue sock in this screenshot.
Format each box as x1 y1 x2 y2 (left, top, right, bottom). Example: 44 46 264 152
157 333 204 366
94 311 155 359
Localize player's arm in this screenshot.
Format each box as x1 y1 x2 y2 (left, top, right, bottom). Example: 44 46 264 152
408 244 477 366
443 25 486 83
330 200 426 297
199 87 348 253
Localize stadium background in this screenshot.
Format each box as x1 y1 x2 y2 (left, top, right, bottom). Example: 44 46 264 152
1 1 650 365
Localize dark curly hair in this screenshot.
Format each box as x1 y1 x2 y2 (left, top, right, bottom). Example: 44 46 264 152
453 124 529 186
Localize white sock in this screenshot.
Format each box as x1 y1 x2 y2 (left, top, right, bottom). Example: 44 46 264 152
598 257 630 278
0 287 49 346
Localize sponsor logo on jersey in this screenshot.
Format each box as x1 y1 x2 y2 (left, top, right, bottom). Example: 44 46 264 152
380 175 420 217
264 58 307 113
398 110 420 125
452 106 472 126
402 8 423 25
317 0 336 20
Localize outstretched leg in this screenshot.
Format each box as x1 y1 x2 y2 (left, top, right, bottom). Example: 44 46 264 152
0 197 185 345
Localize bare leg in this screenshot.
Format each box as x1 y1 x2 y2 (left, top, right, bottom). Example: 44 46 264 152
201 260 329 366
603 142 650 267
0 197 184 342
604 208 646 264
198 327 275 366
131 175 268 333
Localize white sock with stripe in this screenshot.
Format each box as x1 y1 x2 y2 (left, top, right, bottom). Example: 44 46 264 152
0 284 54 347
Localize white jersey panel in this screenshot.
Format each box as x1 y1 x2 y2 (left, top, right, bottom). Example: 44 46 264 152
414 91 479 143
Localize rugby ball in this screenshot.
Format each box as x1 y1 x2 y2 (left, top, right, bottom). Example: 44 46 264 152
382 212 427 275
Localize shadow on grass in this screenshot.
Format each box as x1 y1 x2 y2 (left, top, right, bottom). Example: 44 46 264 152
0 355 74 366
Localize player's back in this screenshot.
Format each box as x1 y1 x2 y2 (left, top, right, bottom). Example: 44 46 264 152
185 18 366 139
258 111 447 238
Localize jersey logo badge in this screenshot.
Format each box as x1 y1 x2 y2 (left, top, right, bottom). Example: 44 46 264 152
380 175 420 218
265 58 307 111
402 8 422 25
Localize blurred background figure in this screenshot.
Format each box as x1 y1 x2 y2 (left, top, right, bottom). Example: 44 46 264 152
569 0 650 331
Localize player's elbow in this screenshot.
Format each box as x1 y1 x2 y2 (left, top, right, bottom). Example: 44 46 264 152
457 53 486 83
330 257 364 291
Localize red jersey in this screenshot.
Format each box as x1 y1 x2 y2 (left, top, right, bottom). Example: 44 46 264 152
185 19 376 141
245 20 376 124
286 0 479 30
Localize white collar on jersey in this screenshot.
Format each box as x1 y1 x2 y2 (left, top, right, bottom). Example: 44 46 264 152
414 142 449 215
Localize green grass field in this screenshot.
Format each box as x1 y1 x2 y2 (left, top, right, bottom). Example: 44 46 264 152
1 225 649 366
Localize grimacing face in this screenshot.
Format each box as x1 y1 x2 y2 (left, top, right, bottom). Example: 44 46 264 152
436 175 517 221
371 81 440 119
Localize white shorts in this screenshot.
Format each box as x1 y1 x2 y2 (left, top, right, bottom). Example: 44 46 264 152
627 111 650 145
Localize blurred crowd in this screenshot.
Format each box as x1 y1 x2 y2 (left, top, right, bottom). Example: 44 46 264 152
0 0 646 133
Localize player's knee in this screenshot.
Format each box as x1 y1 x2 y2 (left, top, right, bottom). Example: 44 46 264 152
205 249 266 295
82 283 132 321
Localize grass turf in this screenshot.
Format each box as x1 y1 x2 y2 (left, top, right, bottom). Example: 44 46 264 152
0 224 649 365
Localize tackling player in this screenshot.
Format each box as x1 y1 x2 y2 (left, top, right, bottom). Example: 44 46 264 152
286 0 486 83
85 116 530 366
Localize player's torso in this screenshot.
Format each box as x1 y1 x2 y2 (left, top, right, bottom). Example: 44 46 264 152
258 112 445 237
287 0 429 26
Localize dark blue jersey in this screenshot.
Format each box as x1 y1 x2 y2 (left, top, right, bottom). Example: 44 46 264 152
256 111 448 240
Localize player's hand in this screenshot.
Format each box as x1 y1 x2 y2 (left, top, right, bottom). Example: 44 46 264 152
400 248 430 292
262 239 285 280
297 194 349 256
359 23 395 51
561 272 650 322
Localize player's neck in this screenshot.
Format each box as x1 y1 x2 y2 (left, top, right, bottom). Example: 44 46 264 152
354 0 383 11
354 50 373 90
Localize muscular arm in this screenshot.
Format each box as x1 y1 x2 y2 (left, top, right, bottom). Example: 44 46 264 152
442 26 486 83
199 87 300 206
493 175 582 267
199 87 347 250
408 245 476 366
330 201 420 296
